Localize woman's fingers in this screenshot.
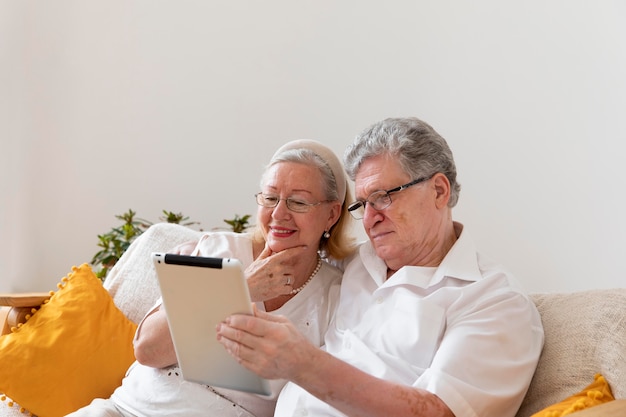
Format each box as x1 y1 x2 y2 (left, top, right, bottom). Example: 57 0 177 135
245 246 310 301
257 242 274 259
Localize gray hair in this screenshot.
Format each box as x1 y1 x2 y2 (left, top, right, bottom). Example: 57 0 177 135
344 117 461 207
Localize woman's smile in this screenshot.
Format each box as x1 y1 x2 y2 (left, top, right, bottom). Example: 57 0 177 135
270 226 297 238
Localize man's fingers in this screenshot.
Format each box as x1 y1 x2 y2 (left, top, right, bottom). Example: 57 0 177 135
253 306 288 323
219 310 286 341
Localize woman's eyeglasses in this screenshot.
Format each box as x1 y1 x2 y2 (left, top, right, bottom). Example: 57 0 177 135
255 193 331 213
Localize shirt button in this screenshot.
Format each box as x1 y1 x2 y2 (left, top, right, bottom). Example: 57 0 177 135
376 297 384 304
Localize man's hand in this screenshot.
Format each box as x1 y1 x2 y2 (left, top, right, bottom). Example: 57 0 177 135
216 307 315 380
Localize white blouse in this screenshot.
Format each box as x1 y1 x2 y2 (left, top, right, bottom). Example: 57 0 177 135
112 231 342 417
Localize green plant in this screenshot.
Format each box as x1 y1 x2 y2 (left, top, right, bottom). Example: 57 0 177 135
159 210 199 226
91 210 252 281
90 209 201 281
223 214 252 233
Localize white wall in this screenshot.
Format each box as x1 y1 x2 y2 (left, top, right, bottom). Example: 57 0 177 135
2 1 625 294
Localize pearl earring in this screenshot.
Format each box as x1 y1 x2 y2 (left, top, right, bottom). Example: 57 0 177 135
323 231 330 239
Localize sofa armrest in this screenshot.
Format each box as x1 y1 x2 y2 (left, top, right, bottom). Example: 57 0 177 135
571 399 626 416
0 306 10 335
0 292 50 335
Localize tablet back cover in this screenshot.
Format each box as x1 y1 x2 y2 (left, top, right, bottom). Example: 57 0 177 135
153 252 271 395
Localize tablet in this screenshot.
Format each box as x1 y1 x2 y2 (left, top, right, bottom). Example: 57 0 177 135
152 252 271 395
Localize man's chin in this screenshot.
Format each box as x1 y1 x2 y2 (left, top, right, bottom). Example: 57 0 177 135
372 244 395 262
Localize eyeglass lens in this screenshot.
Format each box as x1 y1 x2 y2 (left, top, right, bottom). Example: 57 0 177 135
348 191 392 219
255 194 317 213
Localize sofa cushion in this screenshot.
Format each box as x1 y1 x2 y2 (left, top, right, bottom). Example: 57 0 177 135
516 289 626 417
530 373 614 416
103 222 205 323
0 264 137 417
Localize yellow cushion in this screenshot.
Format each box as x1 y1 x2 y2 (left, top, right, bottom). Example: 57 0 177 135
531 373 615 417
0 264 138 417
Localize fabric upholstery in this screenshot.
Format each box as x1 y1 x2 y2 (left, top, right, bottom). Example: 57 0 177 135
529 373 614 416
515 289 626 417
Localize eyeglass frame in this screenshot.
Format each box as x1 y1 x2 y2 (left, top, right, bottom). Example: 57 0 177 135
347 173 436 219
255 193 333 213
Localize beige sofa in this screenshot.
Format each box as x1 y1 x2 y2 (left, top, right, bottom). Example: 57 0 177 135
1 223 625 417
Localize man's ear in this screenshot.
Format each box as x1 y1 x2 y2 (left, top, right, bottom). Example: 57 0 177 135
432 173 451 209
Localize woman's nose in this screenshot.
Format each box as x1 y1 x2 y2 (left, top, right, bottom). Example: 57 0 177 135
271 199 291 218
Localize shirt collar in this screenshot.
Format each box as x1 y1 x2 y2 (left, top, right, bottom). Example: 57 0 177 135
361 221 483 289
429 222 483 286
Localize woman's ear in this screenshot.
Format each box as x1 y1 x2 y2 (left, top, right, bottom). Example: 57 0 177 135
326 201 342 230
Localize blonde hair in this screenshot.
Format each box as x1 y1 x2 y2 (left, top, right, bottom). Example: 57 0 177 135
253 141 356 260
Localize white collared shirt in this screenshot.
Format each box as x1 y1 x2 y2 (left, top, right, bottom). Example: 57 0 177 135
276 223 544 417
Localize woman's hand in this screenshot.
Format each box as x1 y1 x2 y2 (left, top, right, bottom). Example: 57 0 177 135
246 244 309 301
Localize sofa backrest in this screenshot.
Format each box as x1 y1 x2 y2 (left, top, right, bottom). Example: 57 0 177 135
516 289 626 417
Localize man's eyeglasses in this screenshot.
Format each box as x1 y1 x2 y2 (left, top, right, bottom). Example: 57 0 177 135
347 174 434 219
255 193 330 213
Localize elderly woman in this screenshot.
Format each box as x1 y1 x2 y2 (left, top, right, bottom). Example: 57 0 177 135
67 139 356 417
217 117 544 417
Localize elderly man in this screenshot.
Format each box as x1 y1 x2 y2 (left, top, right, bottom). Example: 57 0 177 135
217 117 544 417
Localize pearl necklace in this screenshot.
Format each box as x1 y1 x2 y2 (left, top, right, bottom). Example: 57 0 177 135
290 256 322 295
